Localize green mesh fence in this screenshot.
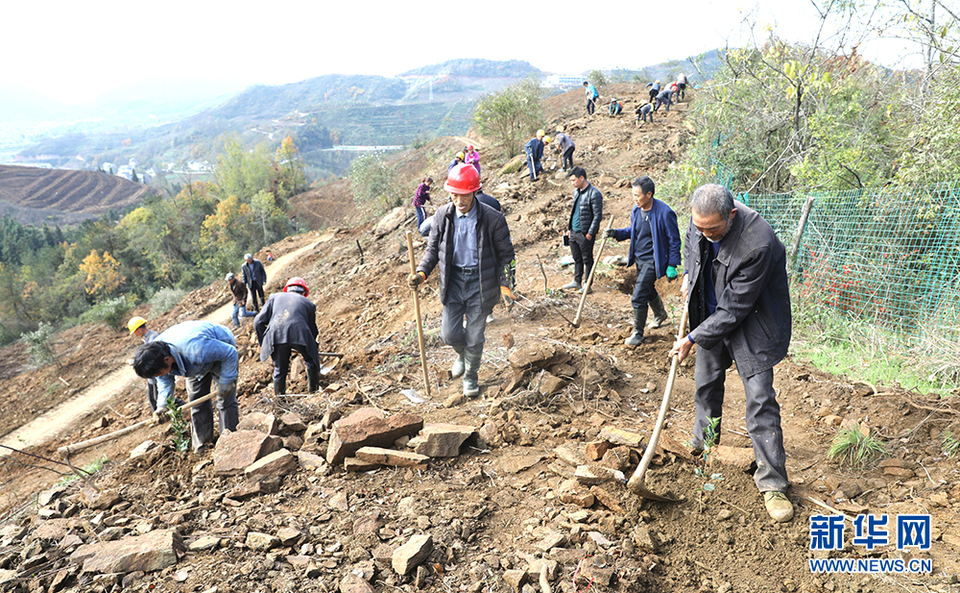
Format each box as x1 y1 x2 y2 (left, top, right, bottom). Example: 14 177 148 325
710 165 960 377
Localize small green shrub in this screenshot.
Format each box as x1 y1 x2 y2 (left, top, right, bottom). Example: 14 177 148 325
703 416 722 450
22 322 58 368
827 428 888 468
79 296 133 330
166 397 190 453
150 288 187 314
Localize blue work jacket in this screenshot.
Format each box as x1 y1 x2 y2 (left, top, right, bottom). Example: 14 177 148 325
154 321 238 407
611 198 682 278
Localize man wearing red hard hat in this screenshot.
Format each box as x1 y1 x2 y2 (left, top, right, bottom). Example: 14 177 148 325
254 277 321 395
409 164 515 398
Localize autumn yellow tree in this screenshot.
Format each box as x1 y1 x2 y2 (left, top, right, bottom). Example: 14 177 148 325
274 135 307 200
79 250 124 296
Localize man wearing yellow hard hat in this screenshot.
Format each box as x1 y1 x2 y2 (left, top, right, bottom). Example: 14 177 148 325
129 316 161 411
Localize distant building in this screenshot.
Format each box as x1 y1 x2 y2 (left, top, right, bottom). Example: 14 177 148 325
545 74 585 87
101 163 116 175
128 157 138 169
117 165 134 180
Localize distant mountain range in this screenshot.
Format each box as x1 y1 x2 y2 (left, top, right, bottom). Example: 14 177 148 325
1 53 723 202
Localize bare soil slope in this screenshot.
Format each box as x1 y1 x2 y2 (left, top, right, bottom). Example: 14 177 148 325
0 85 957 593
0 165 154 221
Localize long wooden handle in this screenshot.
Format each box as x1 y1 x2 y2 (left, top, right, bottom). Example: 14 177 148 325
58 391 217 459
406 232 432 398
632 307 690 481
572 215 615 327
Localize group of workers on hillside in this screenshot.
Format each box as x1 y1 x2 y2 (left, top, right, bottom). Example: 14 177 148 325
579 74 689 125
129 71 795 523
128 252 323 454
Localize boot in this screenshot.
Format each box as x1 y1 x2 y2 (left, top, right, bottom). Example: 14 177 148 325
462 350 482 397
307 367 320 393
624 307 648 346
273 377 286 396
451 348 466 378
647 293 669 329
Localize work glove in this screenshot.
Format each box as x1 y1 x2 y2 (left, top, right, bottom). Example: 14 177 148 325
604 229 617 239
153 408 169 424
500 285 515 300
408 271 425 288
666 266 678 281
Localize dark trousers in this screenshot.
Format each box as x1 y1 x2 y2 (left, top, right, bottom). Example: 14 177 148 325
525 150 542 181
272 342 322 381
678 83 686 100
415 206 427 227
185 365 239 451
569 232 595 285
248 281 265 311
586 98 595 114
654 96 671 113
146 379 158 412
440 267 490 356
691 344 789 492
648 89 657 102
637 110 653 124
561 147 574 171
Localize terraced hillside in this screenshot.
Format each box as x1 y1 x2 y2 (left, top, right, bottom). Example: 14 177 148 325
0 165 155 224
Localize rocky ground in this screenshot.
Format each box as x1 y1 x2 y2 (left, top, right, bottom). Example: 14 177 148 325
0 84 958 593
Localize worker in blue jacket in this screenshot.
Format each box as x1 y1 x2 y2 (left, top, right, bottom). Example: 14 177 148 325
132 320 240 453
524 130 547 182
606 176 681 345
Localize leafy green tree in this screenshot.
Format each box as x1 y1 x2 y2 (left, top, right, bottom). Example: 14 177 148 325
214 135 274 201
274 136 307 201
349 152 407 214
897 64 960 183
472 77 545 158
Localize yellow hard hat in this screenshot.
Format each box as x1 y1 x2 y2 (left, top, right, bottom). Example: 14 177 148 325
543 136 552 144
456 151 465 160
128 316 147 334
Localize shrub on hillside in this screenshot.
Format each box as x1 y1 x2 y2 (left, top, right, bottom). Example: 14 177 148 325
150 288 187 314
349 152 407 215
22 322 57 368
79 296 133 331
472 77 544 159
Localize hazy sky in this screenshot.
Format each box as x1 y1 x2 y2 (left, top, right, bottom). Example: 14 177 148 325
3 0 919 105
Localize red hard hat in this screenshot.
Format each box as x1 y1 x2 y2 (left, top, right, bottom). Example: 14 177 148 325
444 163 481 194
284 277 309 297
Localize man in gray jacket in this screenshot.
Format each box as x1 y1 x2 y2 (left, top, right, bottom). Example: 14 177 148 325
254 277 321 395
670 183 793 522
563 167 603 294
409 164 515 398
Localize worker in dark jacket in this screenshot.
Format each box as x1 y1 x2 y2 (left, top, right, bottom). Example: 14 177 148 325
226 273 256 328
242 254 268 312
554 132 575 172
654 87 673 113
132 321 239 453
670 183 793 523
606 176 681 345
645 80 661 102
562 167 603 294
254 277 321 395
524 130 548 182
635 101 654 125
409 164 515 398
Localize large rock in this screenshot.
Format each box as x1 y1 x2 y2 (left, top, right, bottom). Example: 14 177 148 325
373 207 409 237
244 448 297 477
340 573 376 593
355 447 429 467
245 532 279 551
508 343 572 372
392 533 432 575
213 430 281 475
406 423 476 457
327 408 423 465
70 529 183 574
599 426 644 448
237 413 279 435
227 475 280 501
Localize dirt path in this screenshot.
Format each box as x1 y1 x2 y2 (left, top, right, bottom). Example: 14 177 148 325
0 236 326 456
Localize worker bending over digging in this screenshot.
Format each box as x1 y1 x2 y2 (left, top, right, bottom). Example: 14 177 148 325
132 320 240 453
254 277 321 395
408 163 515 398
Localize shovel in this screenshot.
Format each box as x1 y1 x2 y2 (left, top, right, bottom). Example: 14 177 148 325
627 306 689 502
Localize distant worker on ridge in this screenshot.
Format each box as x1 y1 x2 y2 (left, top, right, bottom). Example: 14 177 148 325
583 81 599 115
413 177 433 227
465 145 481 176
226 272 256 329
